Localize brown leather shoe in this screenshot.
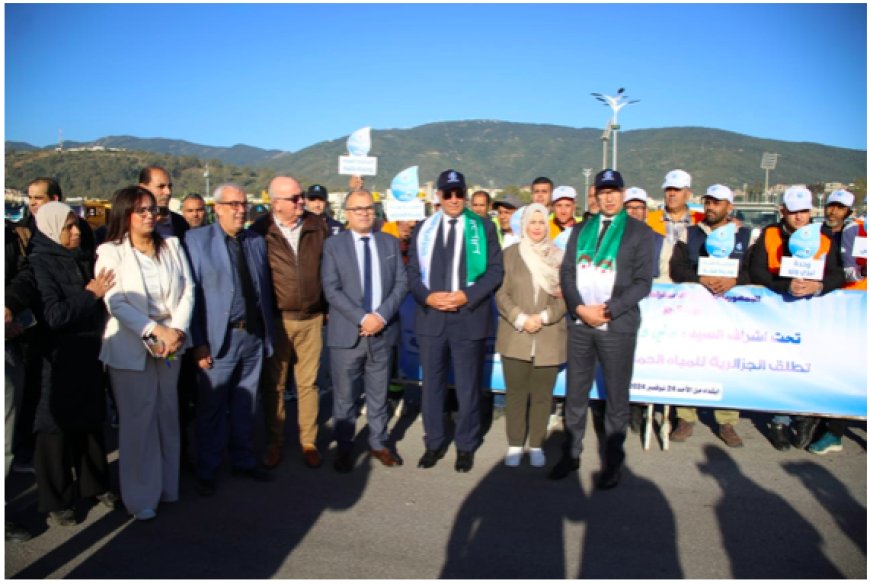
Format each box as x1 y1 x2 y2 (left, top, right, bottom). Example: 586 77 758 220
302 446 322 469
370 448 403 467
719 424 744 448
670 419 694 442
262 445 282 470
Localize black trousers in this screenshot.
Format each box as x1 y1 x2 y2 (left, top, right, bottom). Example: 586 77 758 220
563 324 638 465
35 429 109 513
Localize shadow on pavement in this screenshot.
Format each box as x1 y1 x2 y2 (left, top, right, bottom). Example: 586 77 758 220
783 460 867 553
698 444 844 578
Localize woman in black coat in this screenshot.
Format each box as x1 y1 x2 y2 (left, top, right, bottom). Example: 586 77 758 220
29 202 117 527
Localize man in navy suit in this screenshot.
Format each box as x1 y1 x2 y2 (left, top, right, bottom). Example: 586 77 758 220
552 169 655 489
321 190 408 472
185 183 276 496
407 169 504 472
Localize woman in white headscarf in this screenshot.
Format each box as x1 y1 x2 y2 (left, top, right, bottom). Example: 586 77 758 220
28 201 117 527
495 203 567 468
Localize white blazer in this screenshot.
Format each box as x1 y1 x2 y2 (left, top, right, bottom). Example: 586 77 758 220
96 236 195 371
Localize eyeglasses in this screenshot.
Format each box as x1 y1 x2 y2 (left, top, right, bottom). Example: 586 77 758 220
346 206 375 214
273 194 304 204
216 201 248 210
440 190 466 201
134 206 159 217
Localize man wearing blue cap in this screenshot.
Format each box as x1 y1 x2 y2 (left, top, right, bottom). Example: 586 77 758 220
407 169 503 472
552 169 655 489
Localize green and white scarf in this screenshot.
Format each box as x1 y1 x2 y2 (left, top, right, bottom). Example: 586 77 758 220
418 209 487 289
574 210 627 319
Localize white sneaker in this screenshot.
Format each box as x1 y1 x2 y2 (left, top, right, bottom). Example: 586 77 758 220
529 448 546 467
504 446 523 467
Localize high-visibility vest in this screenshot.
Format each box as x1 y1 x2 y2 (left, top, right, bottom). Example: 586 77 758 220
843 219 867 291
548 214 581 241
763 225 831 275
646 209 705 237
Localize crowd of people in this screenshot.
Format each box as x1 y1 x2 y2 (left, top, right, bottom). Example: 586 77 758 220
5 164 865 542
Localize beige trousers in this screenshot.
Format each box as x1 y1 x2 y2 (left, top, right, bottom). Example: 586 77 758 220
262 314 323 449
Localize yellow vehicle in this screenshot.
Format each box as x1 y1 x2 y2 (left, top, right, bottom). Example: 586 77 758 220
83 199 112 230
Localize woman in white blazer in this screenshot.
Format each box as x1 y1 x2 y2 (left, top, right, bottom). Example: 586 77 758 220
95 186 194 521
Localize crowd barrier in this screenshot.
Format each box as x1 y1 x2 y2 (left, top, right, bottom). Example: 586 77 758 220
396 284 867 419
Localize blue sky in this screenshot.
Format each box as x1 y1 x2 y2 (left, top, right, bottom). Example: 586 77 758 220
5 3 867 152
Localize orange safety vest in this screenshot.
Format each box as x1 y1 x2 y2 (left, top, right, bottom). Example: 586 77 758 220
763 225 831 275
548 214 581 241
843 219 867 291
646 209 705 237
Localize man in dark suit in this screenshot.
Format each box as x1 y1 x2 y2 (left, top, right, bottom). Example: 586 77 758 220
321 189 407 472
407 169 504 473
139 166 189 239
553 169 655 489
185 183 276 496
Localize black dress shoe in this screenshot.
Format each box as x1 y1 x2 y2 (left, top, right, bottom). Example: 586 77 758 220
195 478 217 497
334 451 353 473
597 465 622 490
769 423 791 451
548 456 580 480
5 521 32 543
417 446 447 469
455 450 474 473
232 466 274 482
793 417 820 450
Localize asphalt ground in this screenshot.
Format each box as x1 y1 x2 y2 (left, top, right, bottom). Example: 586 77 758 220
4 388 867 579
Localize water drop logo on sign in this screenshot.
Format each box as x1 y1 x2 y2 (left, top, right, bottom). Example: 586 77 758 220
390 167 419 202
346 127 371 157
788 223 822 259
705 222 736 258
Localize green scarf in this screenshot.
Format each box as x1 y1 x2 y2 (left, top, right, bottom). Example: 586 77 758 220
574 210 627 271
462 208 487 285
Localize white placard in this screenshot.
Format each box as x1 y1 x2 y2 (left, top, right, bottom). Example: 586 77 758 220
384 199 426 222
852 236 867 259
779 257 824 280
698 257 740 278
339 156 377 176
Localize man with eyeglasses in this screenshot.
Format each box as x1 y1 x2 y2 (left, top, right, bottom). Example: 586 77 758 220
185 183 277 496
139 166 189 240
250 176 329 471
321 190 407 472
408 169 504 473
552 169 655 489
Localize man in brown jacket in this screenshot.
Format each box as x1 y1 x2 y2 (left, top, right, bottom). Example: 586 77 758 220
250 176 329 470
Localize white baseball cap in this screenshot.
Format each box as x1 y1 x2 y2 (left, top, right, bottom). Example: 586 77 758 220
662 169 692 190
826 189 855 208
782 186 813 212
624 187 648 204
704 184 734 203
552 186 577 202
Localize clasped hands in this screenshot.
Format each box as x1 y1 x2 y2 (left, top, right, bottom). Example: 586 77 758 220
576 304 611 328
698 276 737 296
789 278 822 297
425 291 468 312
360 313 385 337
150 323 185 358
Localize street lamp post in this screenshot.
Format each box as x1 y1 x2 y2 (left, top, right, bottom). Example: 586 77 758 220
204 163 210 197
591 88 639 171
760 152 778 203
582 168 592 213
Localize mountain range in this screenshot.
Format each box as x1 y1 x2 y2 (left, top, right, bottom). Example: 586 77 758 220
6 121 866 198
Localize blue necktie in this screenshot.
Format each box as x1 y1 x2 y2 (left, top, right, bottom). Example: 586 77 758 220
443 219 458 291
361 236 372 313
